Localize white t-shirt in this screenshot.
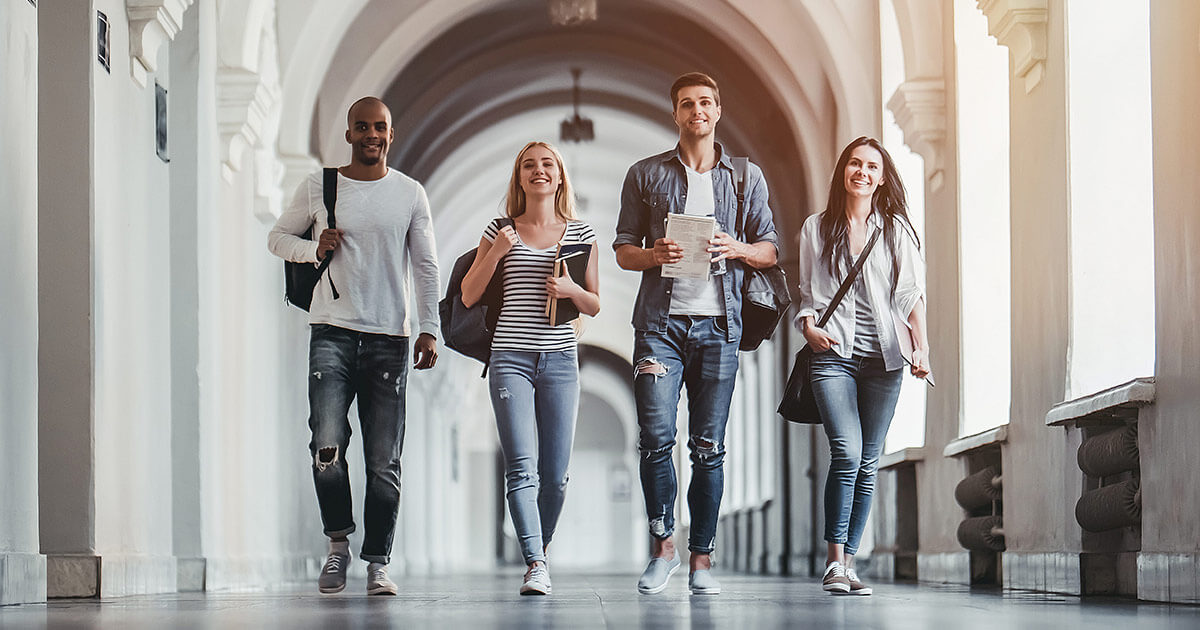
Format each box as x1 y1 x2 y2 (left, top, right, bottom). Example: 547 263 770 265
794 211 925 371
268 168 440 338
483 218 597 352
669 165 724 316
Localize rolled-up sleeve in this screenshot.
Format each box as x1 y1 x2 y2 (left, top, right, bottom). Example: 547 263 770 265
893 225 926 320
794 214 819 326
268 177 321 264
612 166 645 250
408 185 442 339
743 163 779 251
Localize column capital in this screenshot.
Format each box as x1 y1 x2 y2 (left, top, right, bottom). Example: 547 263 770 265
126 0 194 87
887 78 946 188
976 0 1048 93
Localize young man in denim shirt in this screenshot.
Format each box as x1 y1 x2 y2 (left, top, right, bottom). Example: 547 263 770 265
613 72 779 595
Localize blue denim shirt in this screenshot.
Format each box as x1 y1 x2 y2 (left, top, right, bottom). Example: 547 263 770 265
613 143 779 342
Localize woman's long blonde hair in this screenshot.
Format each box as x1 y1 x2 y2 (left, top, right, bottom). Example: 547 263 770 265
504 141 578 221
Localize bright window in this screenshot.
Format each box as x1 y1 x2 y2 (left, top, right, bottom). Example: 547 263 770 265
955 0 1012 436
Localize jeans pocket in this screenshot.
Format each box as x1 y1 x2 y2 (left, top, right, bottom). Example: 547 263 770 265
711 316 729 336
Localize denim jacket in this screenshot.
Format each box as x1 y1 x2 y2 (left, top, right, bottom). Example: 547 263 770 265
612 143 779 342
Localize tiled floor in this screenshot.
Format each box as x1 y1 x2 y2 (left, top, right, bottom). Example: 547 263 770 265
2 572 1198 629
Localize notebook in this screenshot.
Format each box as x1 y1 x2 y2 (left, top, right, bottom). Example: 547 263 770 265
545 242 591 326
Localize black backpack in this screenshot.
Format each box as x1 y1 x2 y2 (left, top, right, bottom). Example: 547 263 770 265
284 167 339 311
438 219 511 374
732 157 792 351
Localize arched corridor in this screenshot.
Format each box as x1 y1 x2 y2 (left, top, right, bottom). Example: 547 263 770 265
3 0 1200 623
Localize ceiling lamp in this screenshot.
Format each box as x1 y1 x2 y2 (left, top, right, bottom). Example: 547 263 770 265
560 68 595 143
547 0 597 27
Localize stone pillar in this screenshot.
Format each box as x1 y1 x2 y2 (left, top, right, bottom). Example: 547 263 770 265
38 0 100 599
0 0 47 606
1139 0 1200 605
979 0 1080 592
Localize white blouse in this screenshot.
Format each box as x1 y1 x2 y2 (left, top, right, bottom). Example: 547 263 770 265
794 211 925 371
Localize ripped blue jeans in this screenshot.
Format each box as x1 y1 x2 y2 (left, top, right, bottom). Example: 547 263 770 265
488 349 580 565
633 315 739 554
308 323 409 564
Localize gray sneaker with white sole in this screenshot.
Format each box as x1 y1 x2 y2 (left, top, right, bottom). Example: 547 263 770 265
637 552 681 594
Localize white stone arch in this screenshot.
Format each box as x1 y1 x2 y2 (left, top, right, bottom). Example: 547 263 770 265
275 0 370 166
274 0 889 224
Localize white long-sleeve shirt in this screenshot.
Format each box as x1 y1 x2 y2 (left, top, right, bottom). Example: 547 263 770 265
794 211 925 371
268 168 440 338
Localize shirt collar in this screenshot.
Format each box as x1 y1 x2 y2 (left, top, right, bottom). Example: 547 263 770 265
663 141 734 172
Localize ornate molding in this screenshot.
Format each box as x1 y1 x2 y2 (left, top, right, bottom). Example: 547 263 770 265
216 4 280 178
217 68 277 178
976 0 1048 93
126 0 194 87
887 78 946 189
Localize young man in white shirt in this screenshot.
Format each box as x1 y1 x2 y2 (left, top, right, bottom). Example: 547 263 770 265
268 97 440 596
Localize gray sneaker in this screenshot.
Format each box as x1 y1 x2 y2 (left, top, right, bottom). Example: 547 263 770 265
637 551 681 594
688 569 721 595
846 567 872 596
822 561 850 594
520 562 552 596
318 551 349 594
367 562 398 596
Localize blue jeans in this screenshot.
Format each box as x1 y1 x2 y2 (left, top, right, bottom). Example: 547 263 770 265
811 352 903 555
308 324 409 564
488 349 580 565
633 315 739 554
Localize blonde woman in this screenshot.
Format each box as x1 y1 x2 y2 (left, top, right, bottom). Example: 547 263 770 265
460 141 600 595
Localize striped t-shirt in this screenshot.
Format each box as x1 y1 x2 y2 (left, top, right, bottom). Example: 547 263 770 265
483 218 597 352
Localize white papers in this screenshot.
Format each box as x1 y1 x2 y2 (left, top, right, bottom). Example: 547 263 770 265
661 214 715 279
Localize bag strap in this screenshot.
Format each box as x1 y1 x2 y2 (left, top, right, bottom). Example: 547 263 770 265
732 157 749 239
316 167 339 299
815 227 880 329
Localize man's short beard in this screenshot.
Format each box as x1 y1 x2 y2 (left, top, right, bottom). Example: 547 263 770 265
359 154 382 166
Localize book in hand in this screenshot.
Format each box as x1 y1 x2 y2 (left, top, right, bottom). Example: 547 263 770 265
661 213 716 279
545 242 591 326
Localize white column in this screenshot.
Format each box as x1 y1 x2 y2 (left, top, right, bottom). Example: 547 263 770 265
0 0 47 606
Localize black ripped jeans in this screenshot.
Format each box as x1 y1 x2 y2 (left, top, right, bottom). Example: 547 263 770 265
307 323 409 564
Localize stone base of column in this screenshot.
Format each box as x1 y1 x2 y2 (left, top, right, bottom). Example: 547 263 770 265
1138 552 1200 604
1002 551 1081 595
917 551 970 584
47 553 177 598
0 552 47 605
177 557 206 592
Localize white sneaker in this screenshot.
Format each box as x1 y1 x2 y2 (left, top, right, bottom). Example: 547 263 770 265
520 562 552 596
367 562 398 596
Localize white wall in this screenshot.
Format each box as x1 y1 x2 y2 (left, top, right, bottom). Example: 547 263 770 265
0 0 47 606
89 0 178 595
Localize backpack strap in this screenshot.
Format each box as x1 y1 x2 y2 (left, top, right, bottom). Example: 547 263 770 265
731 157 749 239
316 167 339 300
